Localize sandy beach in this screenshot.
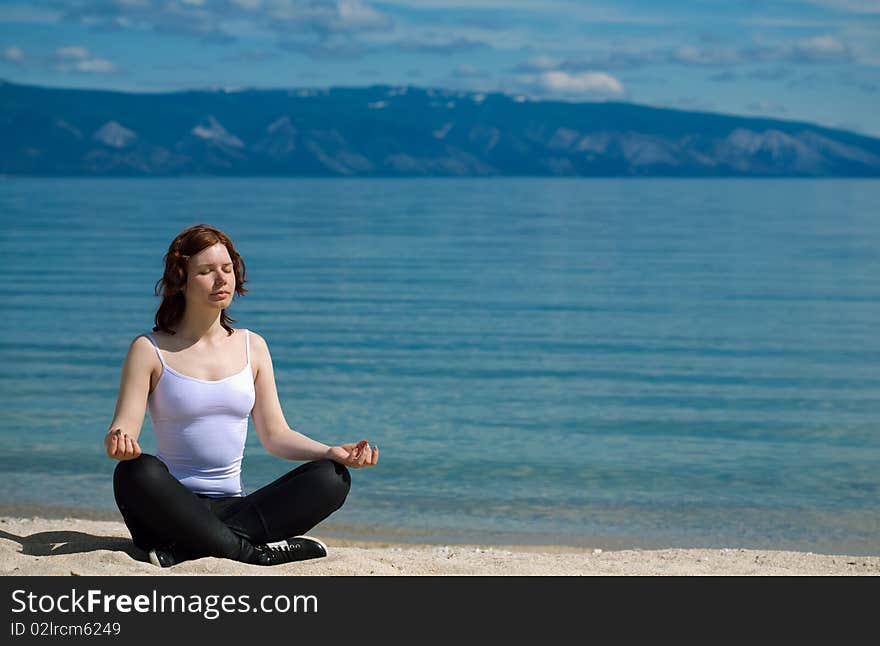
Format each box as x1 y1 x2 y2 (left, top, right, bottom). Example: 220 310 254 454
1 516 877 576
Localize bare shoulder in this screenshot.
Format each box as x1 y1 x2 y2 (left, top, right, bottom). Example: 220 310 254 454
128 333 161 368
116 334 162 388
245 330 272 377
246 329 270 351
137 330 170 349
130 333 158 355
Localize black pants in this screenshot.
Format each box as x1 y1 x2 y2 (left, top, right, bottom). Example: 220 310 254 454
113 453 351 564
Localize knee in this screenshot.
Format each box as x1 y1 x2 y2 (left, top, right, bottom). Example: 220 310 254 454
113 454 167 493
311 459 351 508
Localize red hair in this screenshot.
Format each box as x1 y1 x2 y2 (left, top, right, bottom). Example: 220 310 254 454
152 224 248 336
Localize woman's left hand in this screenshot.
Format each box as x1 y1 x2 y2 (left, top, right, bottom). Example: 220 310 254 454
327 440 379 469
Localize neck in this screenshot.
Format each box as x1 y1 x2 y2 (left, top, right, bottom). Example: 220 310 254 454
174 309 227 343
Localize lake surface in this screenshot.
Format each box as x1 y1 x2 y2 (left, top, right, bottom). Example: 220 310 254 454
1 177 879 554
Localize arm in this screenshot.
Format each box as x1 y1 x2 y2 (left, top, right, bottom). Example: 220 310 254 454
104 335 153 460
250 331 331 460
250 332 378 467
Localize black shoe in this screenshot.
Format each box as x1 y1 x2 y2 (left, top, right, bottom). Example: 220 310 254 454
254 535 328 566
148 548 176 568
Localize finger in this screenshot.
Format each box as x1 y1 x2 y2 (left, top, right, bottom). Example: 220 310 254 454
357 444 370 466
109 434 120 457
125 436 135 457
132 439 142 457
370 445 379 465
112 430 125 457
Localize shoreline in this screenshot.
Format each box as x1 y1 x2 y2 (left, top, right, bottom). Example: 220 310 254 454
2 502 879 558
1 515 878 576
5 502 880 561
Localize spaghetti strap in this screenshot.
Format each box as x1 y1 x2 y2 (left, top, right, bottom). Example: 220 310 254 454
244 329 251 367
145 333 167 367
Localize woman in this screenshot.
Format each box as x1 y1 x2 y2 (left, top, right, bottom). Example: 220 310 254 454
106 224 378 568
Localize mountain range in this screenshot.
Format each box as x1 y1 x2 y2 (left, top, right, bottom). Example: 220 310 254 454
2 79 879 177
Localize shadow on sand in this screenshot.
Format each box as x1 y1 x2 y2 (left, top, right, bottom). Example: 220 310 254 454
0 528 145 561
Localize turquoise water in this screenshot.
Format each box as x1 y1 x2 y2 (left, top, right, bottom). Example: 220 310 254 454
1 177 879 554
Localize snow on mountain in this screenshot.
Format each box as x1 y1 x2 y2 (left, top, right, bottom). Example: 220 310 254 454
191 115 244 148
53 119 82 139
254 116 298 157
2 81 879 176
93 120 136 148
433 122 454 139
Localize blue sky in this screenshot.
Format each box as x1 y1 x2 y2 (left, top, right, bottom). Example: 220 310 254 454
1 0 879 136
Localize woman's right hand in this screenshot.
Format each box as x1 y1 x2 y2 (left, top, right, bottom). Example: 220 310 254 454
105 428 142 461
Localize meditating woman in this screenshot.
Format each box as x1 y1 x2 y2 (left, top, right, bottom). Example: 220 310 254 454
105 223 378 568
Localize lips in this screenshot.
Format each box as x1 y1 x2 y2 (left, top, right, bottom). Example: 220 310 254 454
211 291 229 296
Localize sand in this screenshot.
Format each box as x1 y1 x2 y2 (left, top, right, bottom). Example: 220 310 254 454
1 516 877 576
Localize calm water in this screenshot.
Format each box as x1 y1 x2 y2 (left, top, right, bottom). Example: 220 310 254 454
1 177 879 554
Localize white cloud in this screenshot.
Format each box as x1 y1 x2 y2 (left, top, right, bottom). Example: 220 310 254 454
746 101 789 114
53 46 117 74
538 70 624 96
452 64 488 78
741 34 854 65
795 34 846 55
515 55 560 72
338 0 390 29
3 46 25 62
556 33 857 72
376 0 676 24
672 45 741 66
74 58 117 72
56 46 90 60
265 0 391 32
40 0 393 49
802 0 880 14
377 0 560 6
0 3 62 24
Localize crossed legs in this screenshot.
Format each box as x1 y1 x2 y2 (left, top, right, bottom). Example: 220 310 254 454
113 453 351 565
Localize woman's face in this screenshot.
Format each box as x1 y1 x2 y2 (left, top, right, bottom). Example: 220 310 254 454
183 242 235 309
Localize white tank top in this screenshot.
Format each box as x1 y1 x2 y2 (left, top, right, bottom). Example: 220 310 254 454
145 329 256 497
